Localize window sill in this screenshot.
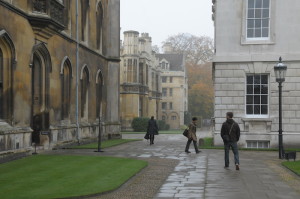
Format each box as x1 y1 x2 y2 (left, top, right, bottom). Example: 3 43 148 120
241 39 275 45
242 118 272 122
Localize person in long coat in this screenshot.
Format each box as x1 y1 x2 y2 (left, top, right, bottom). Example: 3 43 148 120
185 117 200 153
147 116 159 145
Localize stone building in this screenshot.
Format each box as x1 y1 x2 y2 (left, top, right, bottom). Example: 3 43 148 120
0 0 120 155
120 31 162 131
212 0 300 148
157 44 188 129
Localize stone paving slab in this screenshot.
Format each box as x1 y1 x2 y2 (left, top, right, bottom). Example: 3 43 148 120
48 133 300 199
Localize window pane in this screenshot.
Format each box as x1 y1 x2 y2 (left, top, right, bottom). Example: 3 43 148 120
254 75 261 84
255 0 263 8
261 85 268 94
247 76 254 84
261 75 268 84
254 105 260 114
248 0 255 8
255 29 261 37
248 19 255 28
262 28 269 37
262 9 269 18
254 85 261 94
247 85 253 94
248 9 255 18
261 105 268 114
262 19 269 28
255 19 261 28
263 0 269 8
255 9 262 18
247 29 254 38
254 95 260 104
247 105 253 114
247 95 253 104
261 95 268 104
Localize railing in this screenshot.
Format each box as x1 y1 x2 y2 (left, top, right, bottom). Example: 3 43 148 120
32 0 64 25
120 84 149 95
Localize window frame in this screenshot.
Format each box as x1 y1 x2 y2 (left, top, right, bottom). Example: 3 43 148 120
162 88 167 97
245 74 269 118
241 0 275 44
169 88 173 96
246 0 270 40
162 102 167 110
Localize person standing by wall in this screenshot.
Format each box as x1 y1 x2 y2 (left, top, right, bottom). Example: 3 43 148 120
147 116 159 145
221 112 241 170
185 117 200 153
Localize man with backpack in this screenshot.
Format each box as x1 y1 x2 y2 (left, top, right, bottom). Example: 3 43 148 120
221 112 241 170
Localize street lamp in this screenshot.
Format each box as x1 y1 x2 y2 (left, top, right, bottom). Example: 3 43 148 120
274 57 287 159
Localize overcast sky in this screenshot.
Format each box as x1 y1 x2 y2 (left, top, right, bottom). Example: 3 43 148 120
120 0 214 47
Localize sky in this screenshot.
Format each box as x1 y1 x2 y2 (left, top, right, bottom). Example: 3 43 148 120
120 0 214 47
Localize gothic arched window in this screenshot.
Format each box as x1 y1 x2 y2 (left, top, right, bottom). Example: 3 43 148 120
62 60 71 119
96 2 103 51
81 67 89 119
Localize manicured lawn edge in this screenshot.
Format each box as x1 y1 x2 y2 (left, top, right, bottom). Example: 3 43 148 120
69 139 141 149
0 155 148 199
122 130 182 134
282 161 300 177
199 137 300 152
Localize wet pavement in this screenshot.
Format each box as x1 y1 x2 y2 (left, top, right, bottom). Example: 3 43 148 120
49 131 300 199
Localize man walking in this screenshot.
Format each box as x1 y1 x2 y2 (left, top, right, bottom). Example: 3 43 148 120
147 116 159 145
221 112 240 170
185 117 200 154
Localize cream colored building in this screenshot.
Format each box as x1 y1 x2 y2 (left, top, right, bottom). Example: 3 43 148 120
0 0 120 156
120 31 162 130
157 45 188 129
213 0 300 148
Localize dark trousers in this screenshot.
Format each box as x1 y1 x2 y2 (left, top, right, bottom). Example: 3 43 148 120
224 141 239 166
185 139 199 152
150 135 155 144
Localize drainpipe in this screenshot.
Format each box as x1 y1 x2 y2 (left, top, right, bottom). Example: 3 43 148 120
76 0 80 144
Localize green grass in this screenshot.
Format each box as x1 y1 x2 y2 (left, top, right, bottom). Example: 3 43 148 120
122 130 182 134
71 139 141 149
282 161 300 176
0 155 147 199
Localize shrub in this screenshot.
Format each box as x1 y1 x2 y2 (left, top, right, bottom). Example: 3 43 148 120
158 120 170 130
131 117 149 132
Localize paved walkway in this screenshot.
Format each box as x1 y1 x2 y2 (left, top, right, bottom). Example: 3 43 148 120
49 132 300 199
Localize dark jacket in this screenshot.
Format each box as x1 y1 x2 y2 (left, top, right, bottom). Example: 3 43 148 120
221 119 240 142
147 119 159 135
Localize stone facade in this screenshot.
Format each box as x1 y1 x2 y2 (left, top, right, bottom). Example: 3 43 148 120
120 31 162 131
0 0 120 155
212 0 300 148
157 44 188 129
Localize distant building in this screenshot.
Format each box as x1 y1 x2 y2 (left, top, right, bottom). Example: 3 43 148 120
212 0 300 148
157 43 188 129
120 31 162 131
0 0 120 155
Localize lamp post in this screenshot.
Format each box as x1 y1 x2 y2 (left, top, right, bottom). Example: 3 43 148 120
274 57 287 159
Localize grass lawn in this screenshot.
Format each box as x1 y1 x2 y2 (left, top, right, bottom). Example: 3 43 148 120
0 155 147 199
122 130 182 134
71 139 141 149
282 161 300 176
